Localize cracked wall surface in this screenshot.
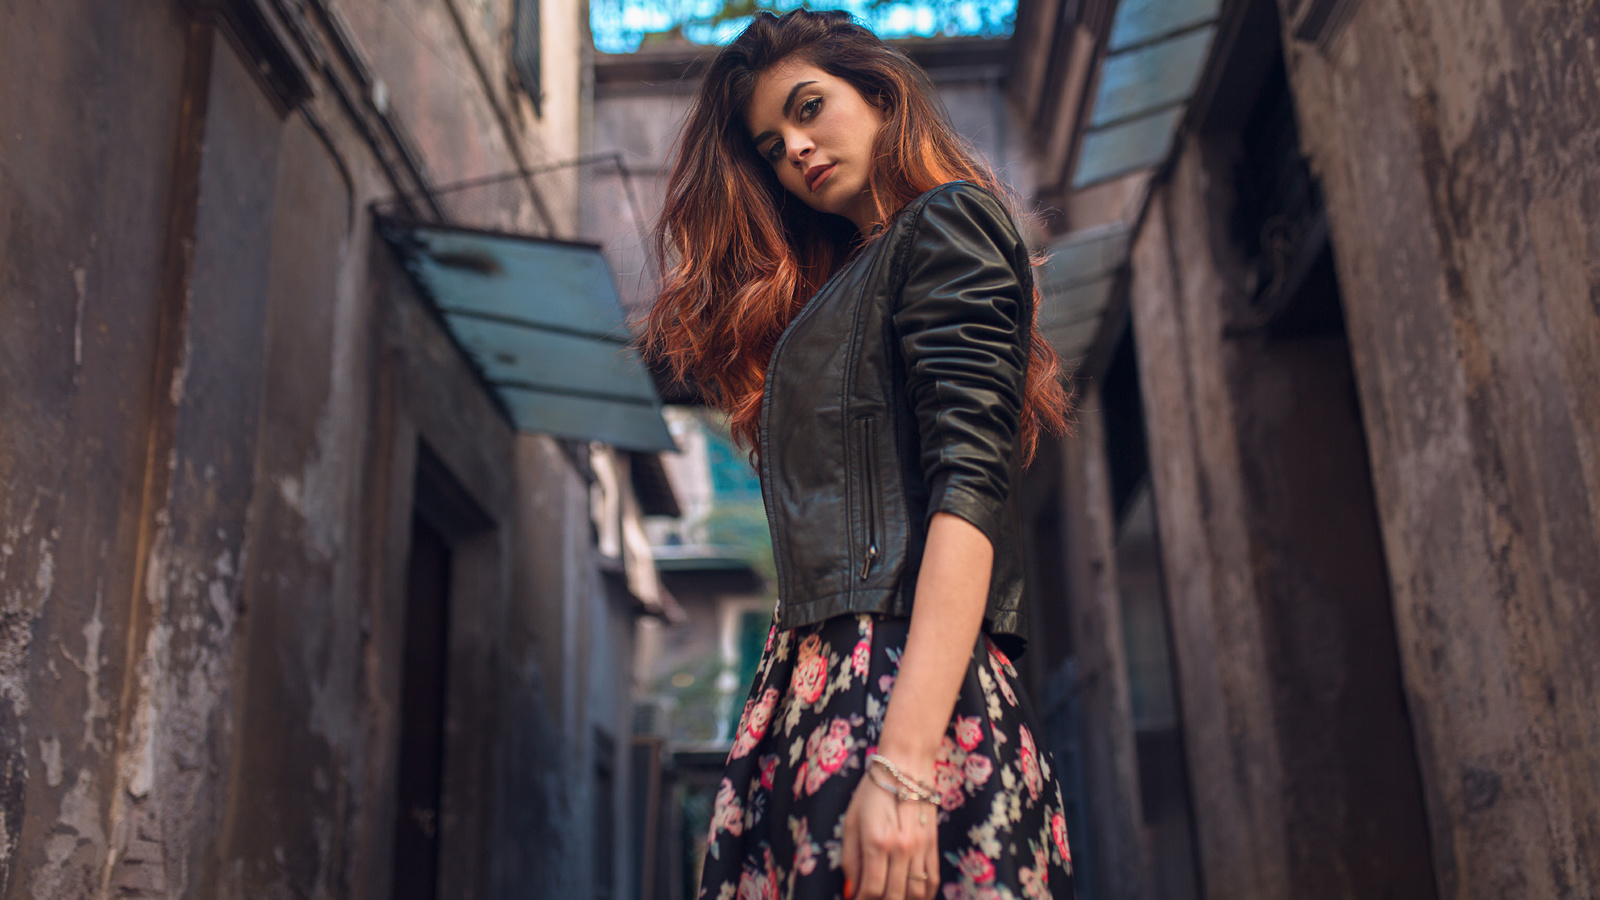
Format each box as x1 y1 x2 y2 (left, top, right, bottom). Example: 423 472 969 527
1278 0 1600 896
0 1 612 898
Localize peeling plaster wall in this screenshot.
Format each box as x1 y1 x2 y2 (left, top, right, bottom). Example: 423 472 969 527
0 4 216 895
0 0 607 898
1278 0 1600 896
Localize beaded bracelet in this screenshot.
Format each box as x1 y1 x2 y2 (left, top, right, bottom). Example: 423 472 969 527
865 766 922 803
865 752 939 805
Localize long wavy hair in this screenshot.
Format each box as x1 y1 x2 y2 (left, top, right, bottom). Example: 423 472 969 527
641 8 1069 461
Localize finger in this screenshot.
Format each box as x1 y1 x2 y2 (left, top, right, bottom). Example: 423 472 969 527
918 812 941 899
842 800 861 898
859 809 892 900
882 824 910 900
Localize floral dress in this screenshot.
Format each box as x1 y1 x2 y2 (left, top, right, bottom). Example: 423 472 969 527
699 612 1075 900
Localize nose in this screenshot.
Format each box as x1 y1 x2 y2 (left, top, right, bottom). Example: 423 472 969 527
785 131 813 166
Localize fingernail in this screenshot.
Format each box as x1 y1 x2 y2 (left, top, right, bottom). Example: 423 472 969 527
844 877 855 899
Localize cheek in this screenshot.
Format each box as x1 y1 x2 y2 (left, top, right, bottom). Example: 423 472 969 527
777 166 807 195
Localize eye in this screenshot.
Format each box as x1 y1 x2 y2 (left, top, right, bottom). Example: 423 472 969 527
798 96 822 119
763 139 784 163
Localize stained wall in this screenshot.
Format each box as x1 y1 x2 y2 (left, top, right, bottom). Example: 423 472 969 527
0 1 635 898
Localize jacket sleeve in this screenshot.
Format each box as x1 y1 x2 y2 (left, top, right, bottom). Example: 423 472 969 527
892 183 1030 550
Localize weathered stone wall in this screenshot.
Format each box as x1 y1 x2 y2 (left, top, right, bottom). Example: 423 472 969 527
1052 412 1155 900
1120 133 1438 899
1125 161 1292 900
0 1 620 898
1278 1 1600 896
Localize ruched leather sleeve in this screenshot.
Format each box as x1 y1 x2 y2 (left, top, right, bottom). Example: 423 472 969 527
892 183 1030 550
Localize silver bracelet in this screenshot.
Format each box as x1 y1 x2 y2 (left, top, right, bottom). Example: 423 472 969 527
865 752 939 804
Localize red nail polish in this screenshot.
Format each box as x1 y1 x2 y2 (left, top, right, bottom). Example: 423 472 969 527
844 877 855 899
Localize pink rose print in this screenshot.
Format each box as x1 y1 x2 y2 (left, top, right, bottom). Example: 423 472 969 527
878 673 895 695
940 784 966 812
731 688 780 759
851 637 870 678
1019 725 1042 801
798 633 822 659
933 733 987 810
764 622 776 654
792 635 829 705
963 753 993 788
736 852 777 900
712 778 745 838
954 715 983 751
1019 864 1048 900
1051 812 1072 865
791 818 819 875
851 620 873 678
759 754 778 790
957 849 996 885
796 718 856 797
987 640 1012 671
990 654 1018 707
818 719 852 773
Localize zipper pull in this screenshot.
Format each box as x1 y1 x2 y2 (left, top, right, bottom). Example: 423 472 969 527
859 543 878 581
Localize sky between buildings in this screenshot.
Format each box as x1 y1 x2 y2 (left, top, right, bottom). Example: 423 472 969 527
590 0 1017 53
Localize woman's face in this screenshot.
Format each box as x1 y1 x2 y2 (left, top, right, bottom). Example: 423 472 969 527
744 58 886 232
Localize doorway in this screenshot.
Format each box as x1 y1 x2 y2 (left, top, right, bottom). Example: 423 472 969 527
391 510 452 900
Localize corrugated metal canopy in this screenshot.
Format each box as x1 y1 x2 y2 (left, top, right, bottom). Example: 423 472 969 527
1072 0 1222 188
1108 0 1221 50
379 222 676 452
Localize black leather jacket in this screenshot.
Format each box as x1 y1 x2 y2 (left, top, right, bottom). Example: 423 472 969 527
760 182 1033 657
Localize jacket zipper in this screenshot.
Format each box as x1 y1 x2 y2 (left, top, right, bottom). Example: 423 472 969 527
758 246 883 610
858 417 880 581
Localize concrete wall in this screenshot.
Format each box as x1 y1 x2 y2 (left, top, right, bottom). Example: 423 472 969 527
0 1 635 898
1278 1 1600 896
1121 137 1437 899
589 39 1047 314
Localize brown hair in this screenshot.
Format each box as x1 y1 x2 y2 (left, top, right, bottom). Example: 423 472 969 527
641 8 1068 461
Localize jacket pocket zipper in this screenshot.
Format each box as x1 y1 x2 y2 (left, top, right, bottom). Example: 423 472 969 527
859 417 880 581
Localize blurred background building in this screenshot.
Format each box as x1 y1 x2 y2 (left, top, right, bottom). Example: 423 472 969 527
2 0 1597 899
0 0 677 898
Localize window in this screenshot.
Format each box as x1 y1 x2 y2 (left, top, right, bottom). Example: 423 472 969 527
512 0 542 116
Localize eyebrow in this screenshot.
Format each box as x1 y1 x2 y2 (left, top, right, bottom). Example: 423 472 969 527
750 80 818 147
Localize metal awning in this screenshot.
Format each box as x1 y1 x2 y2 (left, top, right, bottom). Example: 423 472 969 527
1073 0 1222 187
1037 223 1131 369
378 222 676 452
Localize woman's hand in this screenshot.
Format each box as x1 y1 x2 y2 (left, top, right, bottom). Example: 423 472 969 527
843 512 994 899
841 765 940 900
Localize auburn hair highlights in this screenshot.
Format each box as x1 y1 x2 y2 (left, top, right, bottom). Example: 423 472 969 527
641 8 1070 461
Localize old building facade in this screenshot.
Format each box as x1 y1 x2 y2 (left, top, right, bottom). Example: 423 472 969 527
0 1 674 898
1013 0 1600 898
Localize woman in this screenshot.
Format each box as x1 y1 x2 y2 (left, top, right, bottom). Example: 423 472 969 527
643 9 1076 900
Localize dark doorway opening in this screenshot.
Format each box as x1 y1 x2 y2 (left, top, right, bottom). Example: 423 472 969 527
392 511 452 900
1102 324 1204 900
390 443 493 900
1208 2 1439 894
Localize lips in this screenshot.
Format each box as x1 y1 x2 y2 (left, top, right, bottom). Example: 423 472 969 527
805 163 835 192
